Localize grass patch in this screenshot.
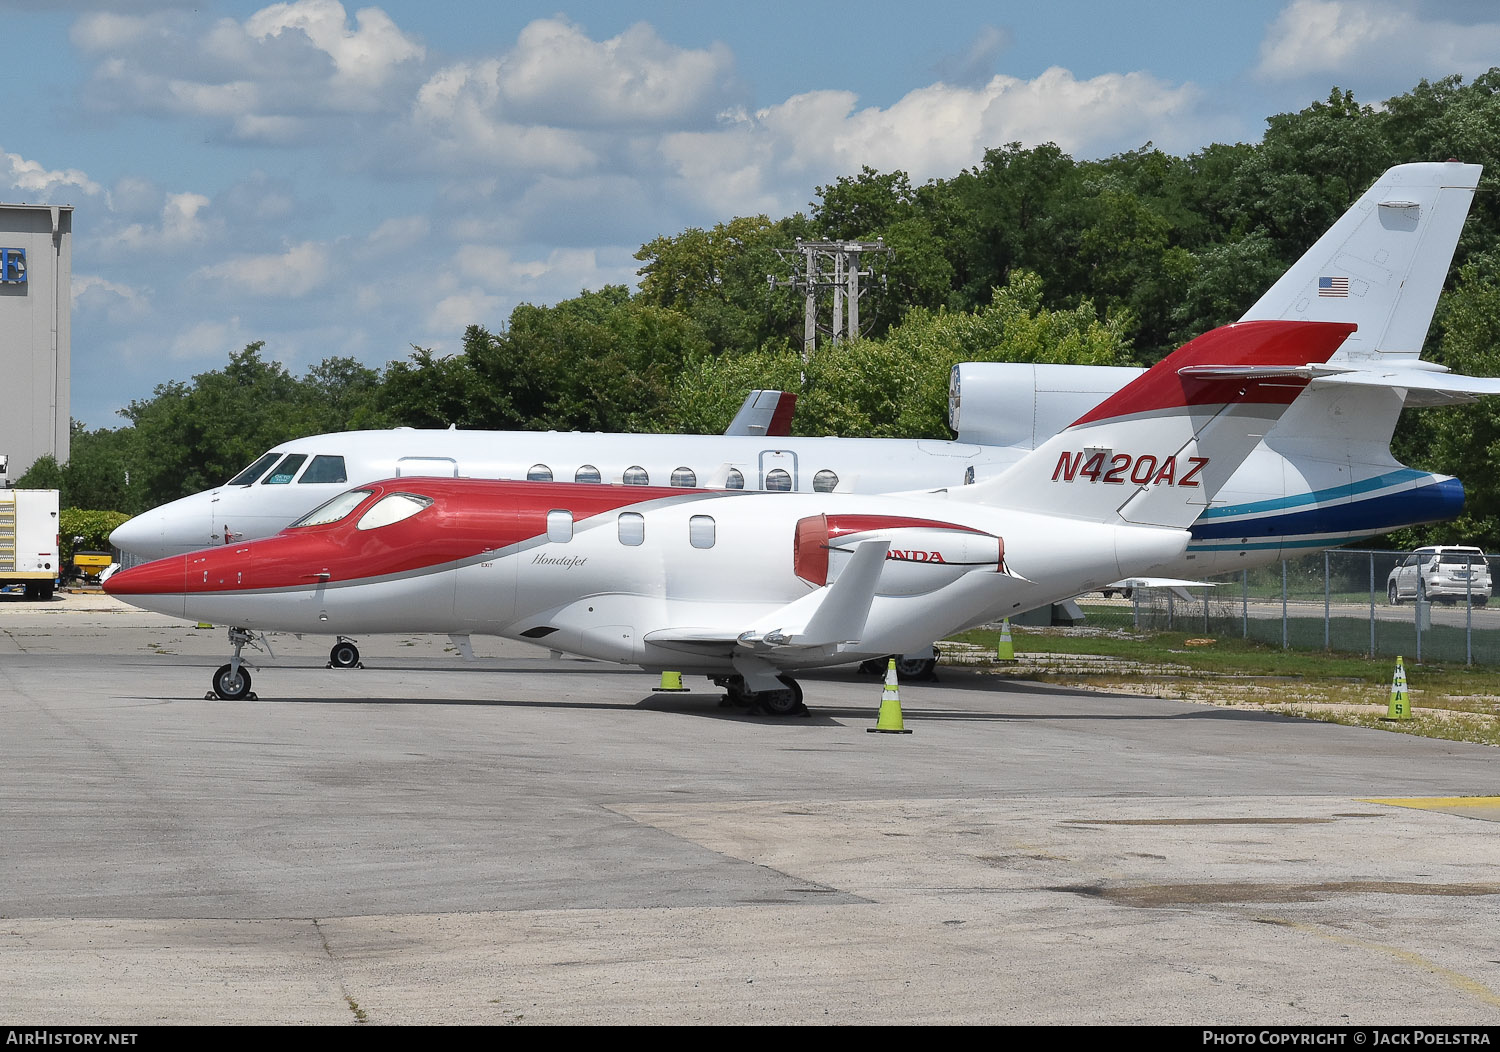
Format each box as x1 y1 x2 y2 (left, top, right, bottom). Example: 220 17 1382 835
944 623 1500 747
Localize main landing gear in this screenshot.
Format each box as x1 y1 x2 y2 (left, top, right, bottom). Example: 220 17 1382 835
712 674 807 717
210 627 268 700
859 647 940 681
328 637 361 669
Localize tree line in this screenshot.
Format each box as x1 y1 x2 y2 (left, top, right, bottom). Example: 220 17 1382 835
23 72 1500 550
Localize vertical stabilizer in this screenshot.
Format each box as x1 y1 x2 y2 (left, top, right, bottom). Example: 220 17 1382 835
1240 161 1480 360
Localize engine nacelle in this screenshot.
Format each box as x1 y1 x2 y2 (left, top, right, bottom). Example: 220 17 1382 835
794 514 1003 597
948 362 1145 448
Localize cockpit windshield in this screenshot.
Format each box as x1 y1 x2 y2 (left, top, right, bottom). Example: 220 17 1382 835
356 493 434 531
290 489 374 528
226 451 282 487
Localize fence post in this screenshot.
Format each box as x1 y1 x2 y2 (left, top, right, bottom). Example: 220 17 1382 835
1466 553 1474 667
1416 575 1423 664
1242 569 1248 640
1281 559 1288 650
1368 551 1375 659
1324 551 1331 651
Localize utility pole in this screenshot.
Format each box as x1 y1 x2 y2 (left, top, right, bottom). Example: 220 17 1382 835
770 239 890 375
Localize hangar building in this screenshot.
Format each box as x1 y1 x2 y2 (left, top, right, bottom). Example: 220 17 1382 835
0 203 71 481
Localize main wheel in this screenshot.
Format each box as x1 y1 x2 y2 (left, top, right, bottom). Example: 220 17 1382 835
1388 581 1400 606
329 640 361 669
212 663 252 700
756 676 805 717
894 653 938 680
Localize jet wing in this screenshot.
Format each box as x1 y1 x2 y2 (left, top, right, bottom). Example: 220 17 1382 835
645 540 890 653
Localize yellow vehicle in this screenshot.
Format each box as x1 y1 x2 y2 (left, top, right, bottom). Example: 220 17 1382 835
69 549 114 584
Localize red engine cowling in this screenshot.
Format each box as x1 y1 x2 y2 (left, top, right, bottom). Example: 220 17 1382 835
794 514 1003 597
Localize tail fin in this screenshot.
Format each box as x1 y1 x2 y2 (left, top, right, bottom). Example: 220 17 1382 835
1240 161 1480 360
952 320 1355 528
723 390 797 437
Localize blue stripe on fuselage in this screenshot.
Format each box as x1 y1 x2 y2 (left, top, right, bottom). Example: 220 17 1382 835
1189 477 1464 542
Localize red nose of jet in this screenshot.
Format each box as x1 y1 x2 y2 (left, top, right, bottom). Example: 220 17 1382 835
104 556 187 596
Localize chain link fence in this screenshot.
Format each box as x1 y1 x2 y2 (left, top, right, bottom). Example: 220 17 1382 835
1070 549 1498 665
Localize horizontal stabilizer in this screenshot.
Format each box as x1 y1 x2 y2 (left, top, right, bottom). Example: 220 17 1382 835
1307 364 1500 407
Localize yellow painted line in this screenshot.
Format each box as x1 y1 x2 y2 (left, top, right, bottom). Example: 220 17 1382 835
1275 919 1500 1008
1364 796 1500 810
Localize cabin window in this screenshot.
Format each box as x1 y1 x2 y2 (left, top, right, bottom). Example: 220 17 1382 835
689 515 716 549
546 509 573 542
623 466 650 486
300 455 348 484
765 468 792 491
227 451 282 486
964 466 975 485
618 512 645 545
575 464 602 484
291 489 373 528
527 464 554 482
261 453 308 485
356 492 434 531
813 469 839 493
724 468 744 490
670 467 697 488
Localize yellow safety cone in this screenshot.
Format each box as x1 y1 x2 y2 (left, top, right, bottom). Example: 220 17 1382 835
1383 656 1411 721
653 670 690 693
868 658 913 734
996 618 1016 662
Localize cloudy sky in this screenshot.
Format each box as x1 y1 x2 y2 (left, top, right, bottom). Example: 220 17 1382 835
4 0 1499 428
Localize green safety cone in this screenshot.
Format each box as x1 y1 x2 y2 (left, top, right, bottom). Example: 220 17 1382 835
653 670 690 693
1383 656 1411 721
996 618 1016 662
868 658 913 734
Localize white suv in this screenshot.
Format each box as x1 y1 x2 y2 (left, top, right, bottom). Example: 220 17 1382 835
1387 546 1491 605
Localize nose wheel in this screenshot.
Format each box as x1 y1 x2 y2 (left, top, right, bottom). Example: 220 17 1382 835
212 662 253 700
329 638 361 669
209 627 266 700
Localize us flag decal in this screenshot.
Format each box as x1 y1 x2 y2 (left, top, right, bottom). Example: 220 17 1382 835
1318 276 1349 297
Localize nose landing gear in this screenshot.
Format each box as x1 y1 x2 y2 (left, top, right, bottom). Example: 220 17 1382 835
209 627 270 700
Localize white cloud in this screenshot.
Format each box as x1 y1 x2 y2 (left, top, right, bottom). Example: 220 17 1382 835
404 60 599 173
165 317 248 362
196 240 333 297
73 274 150 322
244 0 425 104
108 192 216 253
74 1 426 141
496 18 738 129
426 289 505 333
1 149 103 200
1256 0 1500 86
658 67 1201 220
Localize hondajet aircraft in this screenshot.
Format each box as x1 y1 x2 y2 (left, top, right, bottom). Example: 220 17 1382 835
108 317 1356 709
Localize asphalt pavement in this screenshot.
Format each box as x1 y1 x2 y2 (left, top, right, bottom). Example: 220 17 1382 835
2 593 1497 1025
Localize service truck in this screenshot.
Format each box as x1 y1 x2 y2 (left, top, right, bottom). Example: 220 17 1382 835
0 488 61 599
